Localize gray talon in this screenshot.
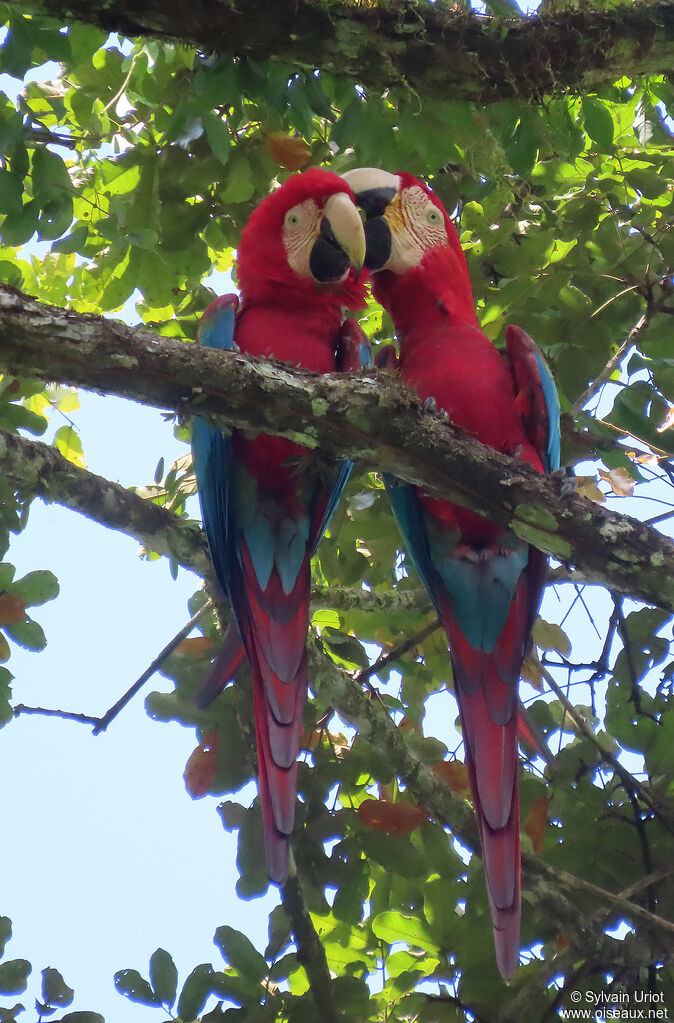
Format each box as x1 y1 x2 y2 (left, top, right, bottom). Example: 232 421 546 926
551 465 577 497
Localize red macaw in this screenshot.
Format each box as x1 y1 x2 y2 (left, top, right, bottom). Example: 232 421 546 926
343 168 560 978
191 169 368 885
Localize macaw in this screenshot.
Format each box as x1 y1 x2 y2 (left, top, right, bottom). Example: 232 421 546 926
343 168 560 978
191 169 369 885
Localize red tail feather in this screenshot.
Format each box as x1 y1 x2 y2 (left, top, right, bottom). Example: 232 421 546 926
439 583 530 979
238 543 312 885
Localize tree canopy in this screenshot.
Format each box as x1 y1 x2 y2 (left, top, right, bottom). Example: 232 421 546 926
1 1 674 1020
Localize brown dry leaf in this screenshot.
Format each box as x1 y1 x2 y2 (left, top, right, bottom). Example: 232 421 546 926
299 727 324 752
184 729 220 798
432 760 471 798
0 593 26 626
357 798 428 836
175 636 214 656
598 467 635 497
520 653 545 692
657 406 674 434
265 132 312 171
575 475 606 503
628 450 659 468
524 796 550 854
398 715 423 736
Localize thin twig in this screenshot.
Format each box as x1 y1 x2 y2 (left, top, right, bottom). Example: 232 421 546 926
91 601 213 733
617 863 674 900
353 616 442 693
539 664 670 826
13 603 213 734
571 311 649 415
13 704 100 726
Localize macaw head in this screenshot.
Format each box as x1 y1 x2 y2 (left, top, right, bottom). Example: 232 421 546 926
236 169 367 310
341 167 476 322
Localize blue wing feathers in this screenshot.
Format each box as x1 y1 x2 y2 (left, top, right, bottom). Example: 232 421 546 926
532 349 561 472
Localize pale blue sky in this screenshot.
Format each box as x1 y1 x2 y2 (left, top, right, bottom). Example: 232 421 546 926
1 391 277 1021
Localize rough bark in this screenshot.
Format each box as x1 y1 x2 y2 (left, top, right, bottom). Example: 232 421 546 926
1 284 673 610
14 0 674 103
0 424 435 612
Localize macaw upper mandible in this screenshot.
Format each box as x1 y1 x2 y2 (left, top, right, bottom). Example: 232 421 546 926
343 168 560 978
191 169 370 885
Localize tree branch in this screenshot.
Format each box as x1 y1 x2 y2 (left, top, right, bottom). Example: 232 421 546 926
0 423 211 576
18 0 674 104
1 286 673 610
280 876 339 1023
0 425 434 613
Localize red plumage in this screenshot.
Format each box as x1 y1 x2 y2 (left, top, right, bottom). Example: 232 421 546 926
365 172 556 977
194 169 368 883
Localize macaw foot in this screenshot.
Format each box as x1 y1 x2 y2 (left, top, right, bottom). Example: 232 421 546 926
423 395 449 421
550 464 577 497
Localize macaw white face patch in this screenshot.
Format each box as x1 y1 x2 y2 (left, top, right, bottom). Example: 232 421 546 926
386 185 449 274
282 199 320 278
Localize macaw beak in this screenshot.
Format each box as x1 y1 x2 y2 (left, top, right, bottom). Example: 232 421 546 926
341 168 400 271
309 191 366 283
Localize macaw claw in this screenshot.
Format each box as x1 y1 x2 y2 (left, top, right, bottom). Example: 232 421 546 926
550 464 577 497
423 395 449 420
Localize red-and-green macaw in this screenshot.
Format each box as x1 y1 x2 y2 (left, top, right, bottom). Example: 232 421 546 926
343 168 560 978
191 169 369 885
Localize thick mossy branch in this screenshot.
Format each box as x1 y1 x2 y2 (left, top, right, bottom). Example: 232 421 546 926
0 425 211 576
0 425 432 612
1 284 673 610
310 641 674 957
18 0 674 102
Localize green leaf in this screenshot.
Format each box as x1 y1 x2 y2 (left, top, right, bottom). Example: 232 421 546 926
60 1014 105 1023
0 172 22 216
0 918 11 957
0 17 35 78
504 111 539 175
176 963 214 1021
4 618 46 652
0 961 30 995
372 911 440 954
11 571 59 608
359 832 426 878
37 197 74 241
0 200 39 247
0 1003 24 1022
203 112 231 165
213 926 268 983
32 148 73 201
113 969 161 1007
0 403 47 437
149 948 177 1010
0 565 16 590
41 968 74 1008
582 96 614 150
53 426 85 468
51 225 89 254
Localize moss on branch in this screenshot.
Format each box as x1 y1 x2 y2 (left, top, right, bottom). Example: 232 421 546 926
17 0 674 102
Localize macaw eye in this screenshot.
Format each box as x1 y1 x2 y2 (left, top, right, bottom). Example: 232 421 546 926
426 208 442 225
285 208 302 228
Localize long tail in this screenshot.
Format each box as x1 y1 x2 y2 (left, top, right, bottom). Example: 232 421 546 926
238 545 311 885
441 587 528 979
